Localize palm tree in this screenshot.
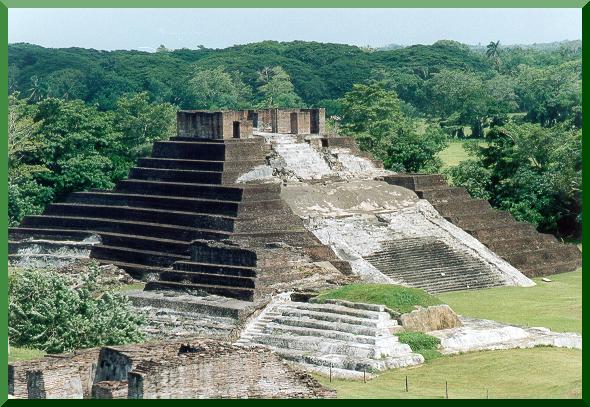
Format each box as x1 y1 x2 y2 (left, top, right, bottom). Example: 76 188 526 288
486 41 502 72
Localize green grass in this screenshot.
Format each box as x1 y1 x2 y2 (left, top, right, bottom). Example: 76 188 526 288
315 284 442 314
9 346 46 363
438 139 490 170
315 347 581 399
439 269 582 333
438 140 471 169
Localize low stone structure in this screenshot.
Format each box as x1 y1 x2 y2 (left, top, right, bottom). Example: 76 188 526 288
9 339 334 399
176 108 325 140
177 110 254 139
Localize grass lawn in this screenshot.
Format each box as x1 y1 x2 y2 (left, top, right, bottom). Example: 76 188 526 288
438 140 470 169
315 347 582 399
438 139 490 170
9 346 46 363
439 269 582 333
315 284 442 314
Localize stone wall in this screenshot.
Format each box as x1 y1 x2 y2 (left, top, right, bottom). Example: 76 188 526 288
9 339 334 399
9 348 100 399
126 343 334 399
177 110 224 139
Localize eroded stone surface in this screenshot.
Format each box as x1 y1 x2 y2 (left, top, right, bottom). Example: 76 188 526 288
400 304 462 332
429 316 582 354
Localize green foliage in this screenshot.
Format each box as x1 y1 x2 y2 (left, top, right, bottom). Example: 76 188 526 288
189 66 253 110
315 284 442 314
7 92 176 225
396 331 442 362
425 69 517 137
339 82 447 172
396 331 441 350
9 265 145 353
256 66 303 108
449 122 582 236
514 60 581 126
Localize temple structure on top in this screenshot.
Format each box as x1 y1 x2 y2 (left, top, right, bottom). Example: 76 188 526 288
177 108 326 139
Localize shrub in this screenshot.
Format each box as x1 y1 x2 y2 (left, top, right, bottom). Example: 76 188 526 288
9 266 145 353
396 331 442 362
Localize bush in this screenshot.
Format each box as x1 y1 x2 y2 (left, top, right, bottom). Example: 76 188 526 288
315 284 442 314
396 331 442 362
9 266 145 353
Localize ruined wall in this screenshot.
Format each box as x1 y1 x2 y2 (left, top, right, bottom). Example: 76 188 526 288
10 340 334 399
177 111 223 139
9 348 100 399
221 111 253 139
126 345 334 399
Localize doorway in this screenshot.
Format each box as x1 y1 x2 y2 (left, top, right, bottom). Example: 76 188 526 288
232 121 240 138
290 112 298 134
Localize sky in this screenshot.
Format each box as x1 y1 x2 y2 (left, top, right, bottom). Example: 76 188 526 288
8 8 582 51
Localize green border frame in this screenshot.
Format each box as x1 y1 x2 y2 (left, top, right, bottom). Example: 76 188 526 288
0 2 587 404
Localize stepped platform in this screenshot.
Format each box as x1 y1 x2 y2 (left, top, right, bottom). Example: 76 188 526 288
236 298 423 374
10 132 346 302
364 237 505 293
382 173 582 277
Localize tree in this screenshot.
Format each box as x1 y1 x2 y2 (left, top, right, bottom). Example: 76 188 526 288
448 122 582 237
113 92 176 173
46 69 89 100
156 44 170 53
514 60 581 127
486 40 502 71
9 264 145 353
425 69 517 137
256 66 303 108
339 82 447 172
189 66 253 110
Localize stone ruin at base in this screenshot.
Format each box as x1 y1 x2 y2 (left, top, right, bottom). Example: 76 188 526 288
9 339 334 399
8 107 582 398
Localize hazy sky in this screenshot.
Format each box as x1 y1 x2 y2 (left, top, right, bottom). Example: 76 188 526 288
9 8 581 51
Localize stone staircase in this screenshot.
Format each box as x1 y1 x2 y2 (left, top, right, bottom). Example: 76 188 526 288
364 237 505 293
9 136 340 301
236 298 423 376
382 174 582 277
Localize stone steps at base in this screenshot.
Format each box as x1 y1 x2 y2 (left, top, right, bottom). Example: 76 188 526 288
276 350 424 374
172 261 257 278
8 253 89 263
485 235 558 254
125 289 253 319
316 298 387 313
264 315 384 337
8 240 96 255
416 187 470 203
502 246 582 268
91 244 189 268
468 223 538 241
20 215 230 241
9 227 96 242
262 322 393 345
434 200 492 217
145 280 255 301
250 333 411 359
282 302 390 320
276 307 386 328
519 260 581 278
158 270 256 289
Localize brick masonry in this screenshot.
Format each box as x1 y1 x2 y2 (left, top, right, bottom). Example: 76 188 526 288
8 339 335 399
